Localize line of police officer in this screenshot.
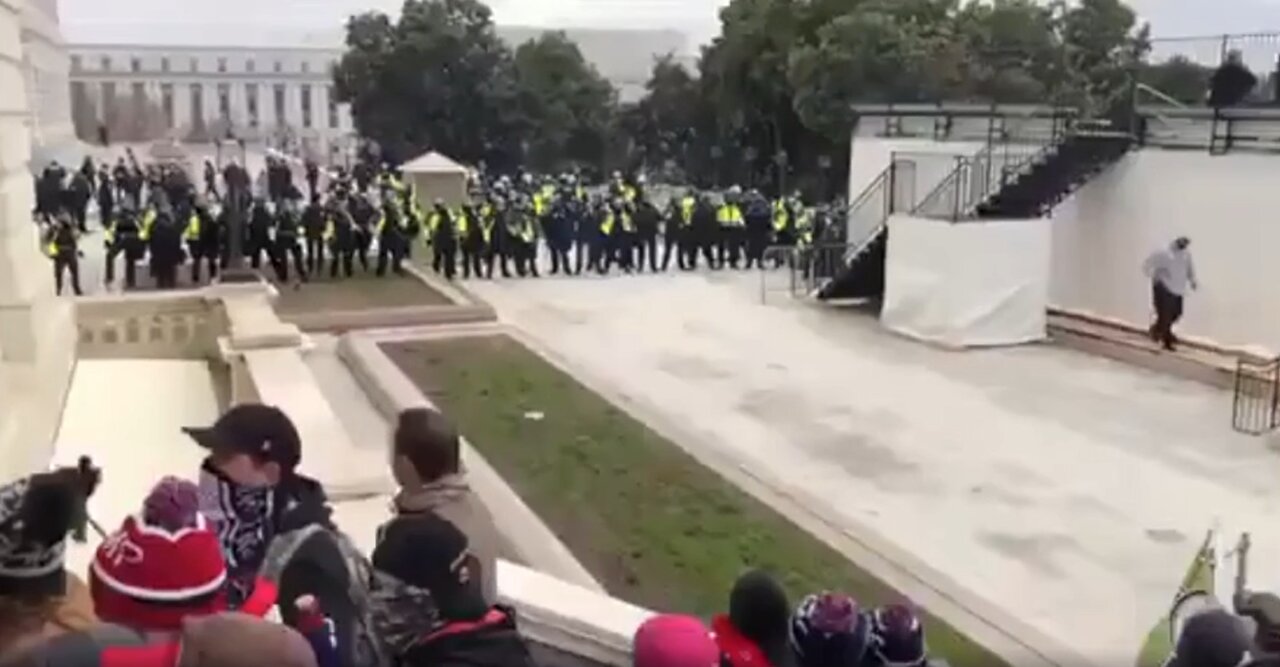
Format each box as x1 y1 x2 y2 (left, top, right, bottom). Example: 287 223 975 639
45 155 836 294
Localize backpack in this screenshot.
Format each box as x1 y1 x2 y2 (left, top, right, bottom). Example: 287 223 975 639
260 524 392 667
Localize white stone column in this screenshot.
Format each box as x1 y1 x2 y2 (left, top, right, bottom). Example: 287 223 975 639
0 0 76 484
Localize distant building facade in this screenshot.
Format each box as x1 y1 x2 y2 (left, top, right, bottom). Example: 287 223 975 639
66 43 356 162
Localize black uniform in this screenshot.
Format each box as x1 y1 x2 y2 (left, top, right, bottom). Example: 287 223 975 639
303 199 327 275
429 205 458 280
375 205 407 277
460 205 487 279
187 206 220 283
47 219 82 296
105 207 143 288
326 203 358 279
148 212 184 290
633 199 661 273
247 201 274 270
272 206 307 283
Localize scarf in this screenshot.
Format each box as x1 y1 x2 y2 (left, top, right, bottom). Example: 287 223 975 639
197 463 274 607
392 475 471 515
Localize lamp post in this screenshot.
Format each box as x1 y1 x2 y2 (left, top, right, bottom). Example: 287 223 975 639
215 139 258 283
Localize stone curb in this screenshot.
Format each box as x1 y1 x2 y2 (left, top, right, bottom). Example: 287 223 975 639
336 329 605 593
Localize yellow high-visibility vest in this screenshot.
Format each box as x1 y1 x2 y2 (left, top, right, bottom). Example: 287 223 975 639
772 200 790 232
680 196 695 225
717 204 744 228
323 217 336 241
140 209 157 241
454 210 469 236
184 214 201 241
600 213 615 235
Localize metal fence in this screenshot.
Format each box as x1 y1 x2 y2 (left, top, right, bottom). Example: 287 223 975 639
1232 356 1279 435
1140 32 1280 106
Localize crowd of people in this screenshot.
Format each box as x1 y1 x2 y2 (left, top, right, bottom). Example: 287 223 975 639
5 400 1280 667
31 149 850 296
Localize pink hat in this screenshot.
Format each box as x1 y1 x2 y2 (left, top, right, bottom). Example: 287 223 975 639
634 614 721 667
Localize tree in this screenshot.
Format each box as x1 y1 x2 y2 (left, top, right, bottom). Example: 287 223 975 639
333 0 523 169
511 32 617 173
1140 55 1212 105
624 55 700 175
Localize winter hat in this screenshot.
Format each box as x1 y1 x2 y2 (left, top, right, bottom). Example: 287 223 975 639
91 478 228 631
1166 609 1253 667
633 615 720 667
869 604 928 667
372 512 488 622
715 570 792 667
0 458 100 599
789 593 871 667
177 612 317 667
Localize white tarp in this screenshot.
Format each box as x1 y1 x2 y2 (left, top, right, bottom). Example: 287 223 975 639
880 213 1051 348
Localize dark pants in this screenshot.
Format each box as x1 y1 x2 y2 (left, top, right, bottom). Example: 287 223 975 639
54 253 82 295
376 236 405 276
189 244 218 283
461 244 485 279
273 240 307 282
432 239 457 280
105 241 140 288
1150 282 1184 350
330 245 355 279
635 233 658 272
485 244 511 279
305 237 326 275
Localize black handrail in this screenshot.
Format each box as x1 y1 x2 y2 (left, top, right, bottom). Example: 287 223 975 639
1232 356 1280 435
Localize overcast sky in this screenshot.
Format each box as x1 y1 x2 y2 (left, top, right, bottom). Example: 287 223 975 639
57 0 1280 50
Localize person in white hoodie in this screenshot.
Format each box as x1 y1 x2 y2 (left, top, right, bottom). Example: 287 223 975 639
1143 236 1197 351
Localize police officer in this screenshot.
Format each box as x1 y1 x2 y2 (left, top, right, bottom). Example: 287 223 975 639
459 200 487 280
185 198 220 284
148 207 184 290
350 193 377 273
302 195 327 276
485 193 513 279
717 187 746 269
45 212 82 295
104 198 143 289
272 199 307 283
428 198 458 280
247 198 274 270
633 195 661 273
375 193 408 277
663 192 695 271
325 195 358 279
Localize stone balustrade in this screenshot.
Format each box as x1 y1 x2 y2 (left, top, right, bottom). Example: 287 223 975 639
75 290 222 359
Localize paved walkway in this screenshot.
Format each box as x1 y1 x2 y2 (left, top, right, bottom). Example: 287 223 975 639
465 269 1280 665
54 359 219 576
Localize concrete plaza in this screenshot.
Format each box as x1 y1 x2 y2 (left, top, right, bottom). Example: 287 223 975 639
464 269 1280 665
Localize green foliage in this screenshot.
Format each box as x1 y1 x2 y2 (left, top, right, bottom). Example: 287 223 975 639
333 0 613 172
333 0 1175 195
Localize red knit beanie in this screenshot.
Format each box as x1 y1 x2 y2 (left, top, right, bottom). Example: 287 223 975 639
90 477 228 631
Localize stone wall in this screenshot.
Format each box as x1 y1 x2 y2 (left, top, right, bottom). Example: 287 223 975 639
18 0 74 151
0 0 77 484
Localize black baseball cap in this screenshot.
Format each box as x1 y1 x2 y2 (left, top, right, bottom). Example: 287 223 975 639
183 404 302 471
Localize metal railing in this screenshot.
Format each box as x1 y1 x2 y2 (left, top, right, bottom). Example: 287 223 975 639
1232 356 1280 435
913 132 1062 222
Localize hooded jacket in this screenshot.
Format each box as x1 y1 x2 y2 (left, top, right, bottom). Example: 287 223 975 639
390 475 500 605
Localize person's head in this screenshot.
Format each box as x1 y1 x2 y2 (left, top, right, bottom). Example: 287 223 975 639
868 604 927 667
788 593 870 667
634 615 720 667
371 512 487 622
90 477 228 631
392 408 460 488
728 570 791 660
183 404 302 488
0 461 100 607
1227 49 1244 66
1174 236 1191 251
1166 609 1252 667
177 613 317 667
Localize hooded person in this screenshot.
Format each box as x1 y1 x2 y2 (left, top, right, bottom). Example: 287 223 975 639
713 570 793 667
370 511 536 667
88 477 234 635
866 604 928 667
0 459 101 662
389 408 499 605
788 593 871 667
633 615 720 667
